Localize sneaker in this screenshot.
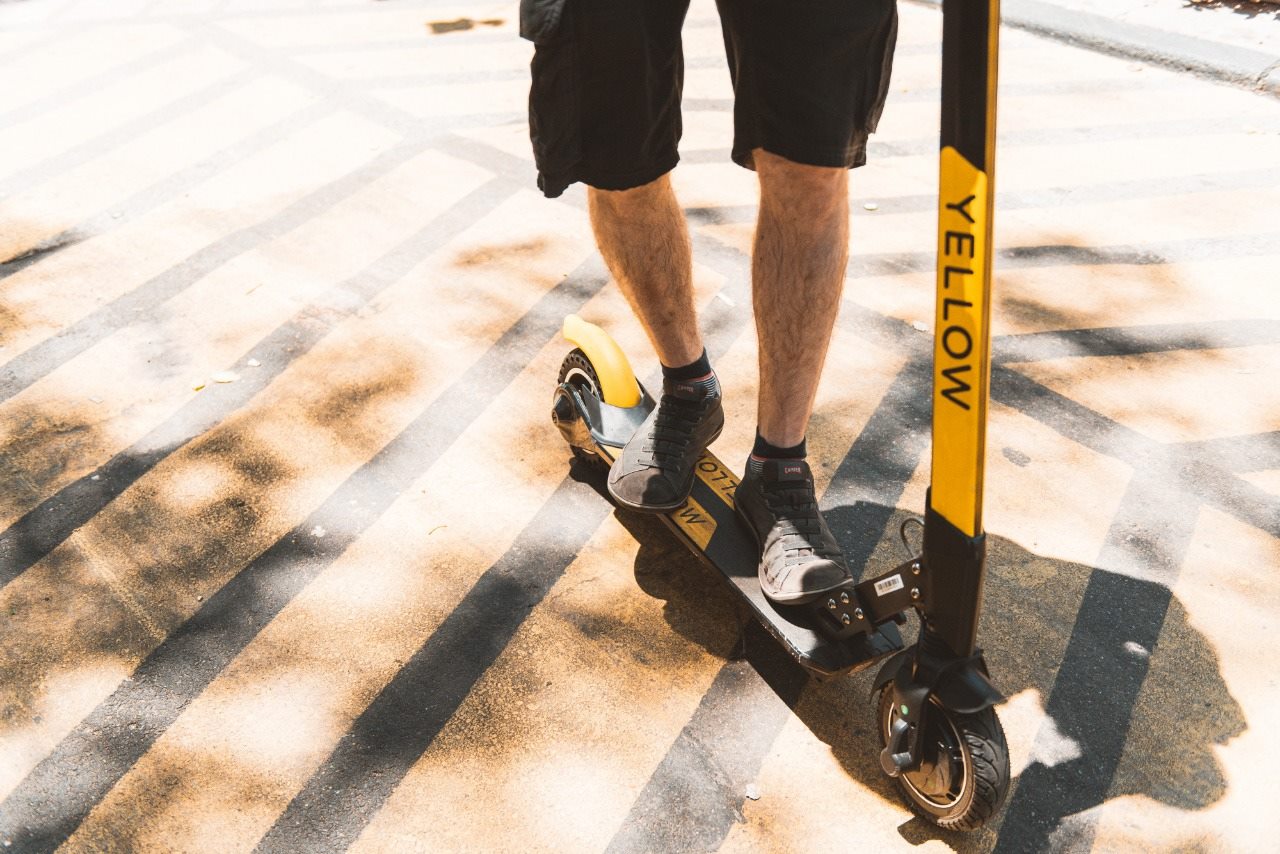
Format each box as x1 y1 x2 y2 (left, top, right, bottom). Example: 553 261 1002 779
735 458 852 604
607 376 724 512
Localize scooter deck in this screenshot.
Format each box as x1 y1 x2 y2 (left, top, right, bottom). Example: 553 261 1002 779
600 444 904 679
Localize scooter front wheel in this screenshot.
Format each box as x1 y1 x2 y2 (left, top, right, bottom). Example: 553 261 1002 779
876 685 1010 830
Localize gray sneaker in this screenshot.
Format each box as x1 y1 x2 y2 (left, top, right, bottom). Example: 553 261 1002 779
735 458 852 604
607 377 724 512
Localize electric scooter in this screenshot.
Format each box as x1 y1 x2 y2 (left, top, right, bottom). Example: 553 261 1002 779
550 0 1010 830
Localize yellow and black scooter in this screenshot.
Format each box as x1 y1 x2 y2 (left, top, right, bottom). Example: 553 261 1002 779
550 0 1010 830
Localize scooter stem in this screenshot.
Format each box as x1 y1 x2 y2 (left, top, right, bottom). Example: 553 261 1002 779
924 0 1000 658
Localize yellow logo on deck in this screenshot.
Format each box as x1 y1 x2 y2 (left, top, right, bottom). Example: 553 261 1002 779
694 455 738 509
672 495 716 551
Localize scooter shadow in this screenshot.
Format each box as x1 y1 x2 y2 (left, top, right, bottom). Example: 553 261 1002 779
566 453 750 657
602 484 1246 851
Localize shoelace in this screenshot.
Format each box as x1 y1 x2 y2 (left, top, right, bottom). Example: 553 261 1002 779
639 395 704 471
762 480 843 565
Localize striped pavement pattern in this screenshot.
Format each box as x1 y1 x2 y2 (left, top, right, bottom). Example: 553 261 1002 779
2 0 1279 851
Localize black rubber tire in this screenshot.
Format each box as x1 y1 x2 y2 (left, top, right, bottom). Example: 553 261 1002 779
558 348 601 394
876 685 1010 831
557 349 606 468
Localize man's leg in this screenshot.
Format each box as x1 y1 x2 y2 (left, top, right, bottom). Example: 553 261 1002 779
751 149 849 448
524 0 715 512
587 174 701 369
735 148 853 604
593 174 725 513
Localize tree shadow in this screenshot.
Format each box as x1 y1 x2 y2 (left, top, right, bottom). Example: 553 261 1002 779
0 325 428 849
1183 0 1280 19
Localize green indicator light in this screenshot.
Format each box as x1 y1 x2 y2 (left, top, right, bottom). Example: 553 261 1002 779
900 704 909 716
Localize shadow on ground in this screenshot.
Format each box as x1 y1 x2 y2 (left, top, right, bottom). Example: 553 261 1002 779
1185 0 1280 19
615 496 1245 853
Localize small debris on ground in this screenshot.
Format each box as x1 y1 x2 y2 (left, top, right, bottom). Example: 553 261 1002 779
863 201 879 211
428 17 503 35
212 370 239 384
911 320 929 332
1124 641 1150 658
311 525 327 538
745 783 761 800
247 358 261 367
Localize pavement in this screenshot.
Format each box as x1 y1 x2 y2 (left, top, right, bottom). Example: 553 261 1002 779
918 0 1280 93
1 0 1278 852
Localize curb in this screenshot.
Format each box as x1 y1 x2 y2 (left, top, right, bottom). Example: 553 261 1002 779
908 0 1280 97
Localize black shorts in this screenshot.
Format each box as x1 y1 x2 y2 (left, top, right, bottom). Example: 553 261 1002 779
520 0 898 199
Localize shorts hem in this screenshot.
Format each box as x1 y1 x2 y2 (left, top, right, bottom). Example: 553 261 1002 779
538 154 680 199
731 137 870 173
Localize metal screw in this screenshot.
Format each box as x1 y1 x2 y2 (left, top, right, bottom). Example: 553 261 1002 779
841 613 851 625
839 591 850 605
827 598 837 610
854 608 864 620
910 587 920 600
911 561 921 575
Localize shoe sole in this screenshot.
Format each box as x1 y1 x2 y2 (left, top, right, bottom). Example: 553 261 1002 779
606 424 723 514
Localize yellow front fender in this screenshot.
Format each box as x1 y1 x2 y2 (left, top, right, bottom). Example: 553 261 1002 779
562 315 641 408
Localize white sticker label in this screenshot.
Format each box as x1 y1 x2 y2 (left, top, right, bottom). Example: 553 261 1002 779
874 574 905 597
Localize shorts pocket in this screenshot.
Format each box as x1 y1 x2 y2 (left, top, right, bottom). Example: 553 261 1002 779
520 0 570 44
526 2 581 196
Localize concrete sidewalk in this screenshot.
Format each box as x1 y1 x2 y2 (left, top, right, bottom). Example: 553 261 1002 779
2 0 1279 852
914 0 1280 93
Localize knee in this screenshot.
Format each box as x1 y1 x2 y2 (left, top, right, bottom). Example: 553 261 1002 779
588 172 672 212
755 149 846 214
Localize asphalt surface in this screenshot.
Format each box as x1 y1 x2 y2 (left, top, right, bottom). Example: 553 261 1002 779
1 0 1279 852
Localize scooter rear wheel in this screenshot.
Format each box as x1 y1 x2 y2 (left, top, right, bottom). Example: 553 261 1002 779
559 349 601 395
876 685 1010 830
557 349 606 468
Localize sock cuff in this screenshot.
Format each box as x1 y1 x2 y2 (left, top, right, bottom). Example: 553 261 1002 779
662 349 712 381
752 433 806 460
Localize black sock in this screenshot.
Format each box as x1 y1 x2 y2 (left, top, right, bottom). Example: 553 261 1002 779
753 433 806 459
661 349 718 397
748 433 806 474
662 349 711 381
